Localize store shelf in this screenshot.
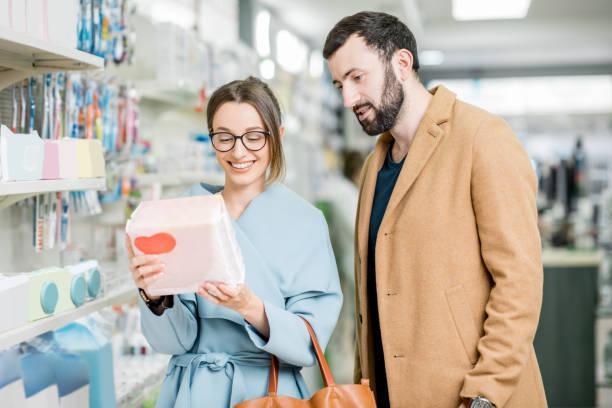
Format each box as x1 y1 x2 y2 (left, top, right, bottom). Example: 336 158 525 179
0 177 107 209
0 26 104 90
0 177 107 196
0 285 136 350
542 248 604 268
135 171 224 188
136 81 202 107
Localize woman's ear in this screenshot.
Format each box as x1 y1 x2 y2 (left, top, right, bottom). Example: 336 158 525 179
279 126 285 140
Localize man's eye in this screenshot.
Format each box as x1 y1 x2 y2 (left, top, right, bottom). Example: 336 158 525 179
354 75 362 81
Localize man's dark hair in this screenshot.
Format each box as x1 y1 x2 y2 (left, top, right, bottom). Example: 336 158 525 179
323 11 420 72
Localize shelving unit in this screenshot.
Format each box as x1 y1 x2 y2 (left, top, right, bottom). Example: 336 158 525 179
0 26 104 90
0 27 107 209
0 178 107 209
0 285 136 350
135 171 224 188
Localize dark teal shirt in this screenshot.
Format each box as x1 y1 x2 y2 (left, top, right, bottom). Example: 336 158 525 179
367 143 405 408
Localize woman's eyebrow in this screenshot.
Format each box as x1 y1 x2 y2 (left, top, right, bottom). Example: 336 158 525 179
212 126 265 132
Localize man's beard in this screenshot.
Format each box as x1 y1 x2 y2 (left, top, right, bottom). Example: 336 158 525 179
354 65 405 136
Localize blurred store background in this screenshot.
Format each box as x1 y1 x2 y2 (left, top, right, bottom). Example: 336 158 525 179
0 0 611 406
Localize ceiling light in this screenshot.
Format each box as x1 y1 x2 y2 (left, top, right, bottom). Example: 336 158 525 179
255 10 271 57
276 30 308 74
452 0 531 21
259 59 275 80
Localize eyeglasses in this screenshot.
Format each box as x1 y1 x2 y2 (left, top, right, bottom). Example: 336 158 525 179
209 130 270 152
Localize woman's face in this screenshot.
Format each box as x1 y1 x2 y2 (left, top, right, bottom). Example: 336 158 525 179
211 102 271 189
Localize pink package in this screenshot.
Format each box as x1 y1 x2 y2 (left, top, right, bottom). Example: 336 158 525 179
42 140 60 179
125 194 245 296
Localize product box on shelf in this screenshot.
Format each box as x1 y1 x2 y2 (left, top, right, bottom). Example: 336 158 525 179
125 194 245 296
55 323 116 408
42 140 61 180
5 266 86 322
46 0 78 49
89 139 106 178
66 259 102 302
52 351 90 408
0 348 27 406
10 0 27 33
20 349 60 408
33 267 80 314
0 126 45 182
0 0 10 28
76 139 94 178
26 0 48 41
0 274 28 333
58 138 79 179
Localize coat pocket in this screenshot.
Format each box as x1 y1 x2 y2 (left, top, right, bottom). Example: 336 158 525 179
445 284 480 365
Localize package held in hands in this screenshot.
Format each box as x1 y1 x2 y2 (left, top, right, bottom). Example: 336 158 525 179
125 194 245 296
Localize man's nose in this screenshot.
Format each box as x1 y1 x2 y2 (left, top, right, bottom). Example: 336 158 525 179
342 86 360 109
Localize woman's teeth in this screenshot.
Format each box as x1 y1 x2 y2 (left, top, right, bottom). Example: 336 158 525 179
230 161 254 169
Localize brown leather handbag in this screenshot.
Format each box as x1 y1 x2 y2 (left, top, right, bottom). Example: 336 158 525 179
235 317 377 408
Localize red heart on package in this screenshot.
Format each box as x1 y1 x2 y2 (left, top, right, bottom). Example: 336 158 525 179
134 233 177 254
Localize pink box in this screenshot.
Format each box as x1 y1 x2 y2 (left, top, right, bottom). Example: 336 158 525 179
42 140 60 179
125 194 245 296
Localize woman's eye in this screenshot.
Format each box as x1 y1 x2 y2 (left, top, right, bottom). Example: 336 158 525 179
246 133 263 141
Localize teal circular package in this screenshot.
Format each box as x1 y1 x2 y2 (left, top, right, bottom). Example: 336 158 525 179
87 268 101 298
71 275 87 307
40 282 59 314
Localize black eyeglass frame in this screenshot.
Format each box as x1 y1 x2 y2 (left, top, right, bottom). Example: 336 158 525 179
208 130 271 152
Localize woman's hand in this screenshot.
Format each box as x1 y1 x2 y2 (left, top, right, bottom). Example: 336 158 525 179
198 282 270 339
125 235 165 301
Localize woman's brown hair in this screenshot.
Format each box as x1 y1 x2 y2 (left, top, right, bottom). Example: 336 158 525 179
207 76 285 184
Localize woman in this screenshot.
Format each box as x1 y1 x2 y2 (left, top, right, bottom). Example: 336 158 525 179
126 77 343 407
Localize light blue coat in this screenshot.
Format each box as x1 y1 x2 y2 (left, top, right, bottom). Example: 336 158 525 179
138 183 343 407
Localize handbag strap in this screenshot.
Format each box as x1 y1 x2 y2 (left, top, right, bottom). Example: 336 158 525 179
267 316 336 395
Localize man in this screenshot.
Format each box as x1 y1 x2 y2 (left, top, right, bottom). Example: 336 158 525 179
323 11 546 408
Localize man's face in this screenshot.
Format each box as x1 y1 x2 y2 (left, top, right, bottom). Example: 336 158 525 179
327 34 404 136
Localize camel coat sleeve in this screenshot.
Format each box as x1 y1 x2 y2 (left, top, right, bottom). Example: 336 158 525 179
459 117 544 407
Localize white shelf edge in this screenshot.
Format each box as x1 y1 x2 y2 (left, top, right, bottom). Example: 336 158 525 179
0 26 104 70
542 248 604 268
0 177 107 196
0 285 137 350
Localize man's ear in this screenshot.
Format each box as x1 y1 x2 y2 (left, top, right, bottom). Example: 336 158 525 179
395 48 415 82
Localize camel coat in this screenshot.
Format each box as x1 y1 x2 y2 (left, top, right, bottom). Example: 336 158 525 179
353 85 547 408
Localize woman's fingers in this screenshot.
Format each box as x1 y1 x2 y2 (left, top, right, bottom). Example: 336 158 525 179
198 287 219 304
138 263 165 277
141 270 165 287
205 283 229 301
217 283 240 297
130 254 161 271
